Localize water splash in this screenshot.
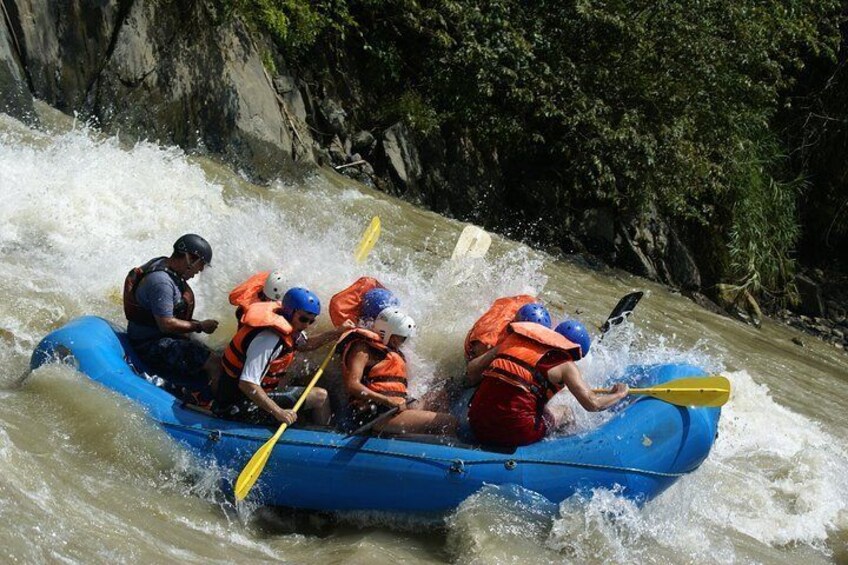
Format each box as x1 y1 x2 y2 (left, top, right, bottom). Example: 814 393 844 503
544 370 848 562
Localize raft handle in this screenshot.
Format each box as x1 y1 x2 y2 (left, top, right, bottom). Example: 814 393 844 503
449 459 466 474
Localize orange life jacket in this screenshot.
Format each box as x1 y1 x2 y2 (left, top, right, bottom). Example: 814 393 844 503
123 257 195 327
221 301 296 391
228 271 270 321
464 295 536 360
481 322 581 402
341 328 408 400
329 277 387 326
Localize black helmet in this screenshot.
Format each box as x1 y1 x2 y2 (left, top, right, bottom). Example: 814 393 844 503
173 234 212 265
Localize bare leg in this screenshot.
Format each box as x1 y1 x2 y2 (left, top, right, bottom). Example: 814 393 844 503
374 409 458 436
304 387 332 425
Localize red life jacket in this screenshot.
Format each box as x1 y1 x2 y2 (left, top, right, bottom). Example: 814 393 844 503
123 257 195 327
221 301 296 391
464 295 536 360
228 271 270 321
481 322 581 402
340 328 408 400
329 277 387 326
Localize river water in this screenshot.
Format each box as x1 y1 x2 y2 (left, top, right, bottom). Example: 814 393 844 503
1 106 846 563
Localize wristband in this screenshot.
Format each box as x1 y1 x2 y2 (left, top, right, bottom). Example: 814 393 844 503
192 320 203 333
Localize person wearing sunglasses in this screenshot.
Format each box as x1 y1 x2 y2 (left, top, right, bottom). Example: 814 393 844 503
214 286 352 427
123 234 221 404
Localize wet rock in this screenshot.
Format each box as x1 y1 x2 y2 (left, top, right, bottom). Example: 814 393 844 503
686 292 724 315
616 213 661 280
826 300 846 320
312 142 331 166
578 208 616 256
273 74 307 122
7 0 128 112
91 1 297 180
795 274 825 317
318 97 347 135
791 337 804 347
328 135 347 164
815 317 834 329
0 18 34 120
382 121 422 194
351 130 375 155
665 226 701 290
614 206 700 290
708 284 762 327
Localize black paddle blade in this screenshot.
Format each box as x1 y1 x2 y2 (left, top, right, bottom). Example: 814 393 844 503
600 291 644 335
345 398 418 437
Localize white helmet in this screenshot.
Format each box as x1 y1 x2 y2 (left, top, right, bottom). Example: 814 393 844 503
263 270 287 301
373 307 416 345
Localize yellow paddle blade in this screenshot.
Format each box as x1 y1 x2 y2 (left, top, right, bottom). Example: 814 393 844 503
233 343 339 501
234 424 288 501
451 225 492 261
631 376 730 407
354 216 381 264
595 375 731 408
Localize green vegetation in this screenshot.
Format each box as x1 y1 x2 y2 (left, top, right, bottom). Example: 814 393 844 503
726 128 802 301
222 0 844 296
219 0 352 55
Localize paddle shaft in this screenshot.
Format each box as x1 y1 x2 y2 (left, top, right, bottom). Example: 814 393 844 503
594 387 728 394
272 342 338 440
592 375 731 407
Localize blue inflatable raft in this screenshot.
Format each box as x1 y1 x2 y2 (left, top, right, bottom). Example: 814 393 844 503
31 316 720 514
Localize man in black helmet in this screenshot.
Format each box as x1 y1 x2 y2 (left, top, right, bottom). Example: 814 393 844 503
123 234 221 404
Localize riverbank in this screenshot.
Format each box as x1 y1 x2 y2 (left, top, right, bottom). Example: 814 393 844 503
555 245 848 354
773 270 848 352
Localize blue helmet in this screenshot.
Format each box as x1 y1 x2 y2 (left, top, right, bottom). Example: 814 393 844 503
515 302 552 328
361 288 399 320
282 287 321 319
555 319 591 357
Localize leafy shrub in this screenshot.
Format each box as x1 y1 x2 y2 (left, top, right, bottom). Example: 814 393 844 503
727 129 802 299
223 0 843 293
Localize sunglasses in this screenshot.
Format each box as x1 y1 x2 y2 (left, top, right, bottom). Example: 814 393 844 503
186 254 206 268
298 315 316 325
